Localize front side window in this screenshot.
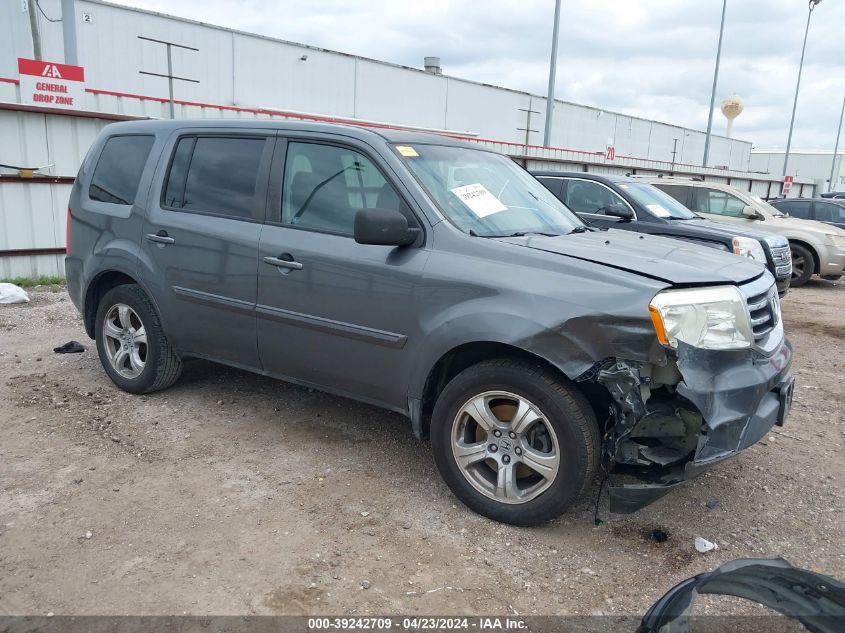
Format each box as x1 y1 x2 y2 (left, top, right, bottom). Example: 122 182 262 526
396 144 582 237
816 201 845 223
775 200 811 219
281 142 406 235
618 182 695 219
163 136 266 219
89 135 155 205
564 180 628 215
695 188 747 217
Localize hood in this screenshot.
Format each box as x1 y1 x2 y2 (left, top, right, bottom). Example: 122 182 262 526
497 229 765 286
683 218 788 245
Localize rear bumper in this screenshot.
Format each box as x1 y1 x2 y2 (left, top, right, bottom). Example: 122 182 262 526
65 256 84 312
609 337 793 513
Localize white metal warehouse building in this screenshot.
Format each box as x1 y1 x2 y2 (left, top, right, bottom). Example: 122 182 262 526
750 150 845 194
1 0 813 279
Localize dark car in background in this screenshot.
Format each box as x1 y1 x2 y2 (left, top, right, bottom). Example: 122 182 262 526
820 191 845 199
770 197 845 231
531 171 792 295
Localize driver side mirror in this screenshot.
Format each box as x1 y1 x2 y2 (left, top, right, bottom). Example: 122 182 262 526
603 203 634 221
742 205 764 220
354 208 420 246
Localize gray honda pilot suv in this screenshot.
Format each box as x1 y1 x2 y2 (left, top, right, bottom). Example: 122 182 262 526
66 120 794 525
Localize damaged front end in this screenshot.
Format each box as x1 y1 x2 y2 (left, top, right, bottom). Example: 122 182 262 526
581 334 793 513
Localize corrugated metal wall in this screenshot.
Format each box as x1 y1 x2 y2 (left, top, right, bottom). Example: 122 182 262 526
0 98 811 280
2 0 753 171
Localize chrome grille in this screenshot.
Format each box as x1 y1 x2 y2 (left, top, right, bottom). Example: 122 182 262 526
746 286 779 341
769 243 792 278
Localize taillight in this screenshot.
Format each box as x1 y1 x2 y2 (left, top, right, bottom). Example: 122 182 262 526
66 207 71 255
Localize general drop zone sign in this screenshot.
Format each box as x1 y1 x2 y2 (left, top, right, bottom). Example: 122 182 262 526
18 58 85 110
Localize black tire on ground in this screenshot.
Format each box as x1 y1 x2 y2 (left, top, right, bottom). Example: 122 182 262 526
789 243 815 287
430 358 600 526
94 284 182 394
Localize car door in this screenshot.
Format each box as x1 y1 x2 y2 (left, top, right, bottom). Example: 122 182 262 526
814 201 845 230
255 137 429 410
691 187 750 226
140 131 274 368
560 178 636 230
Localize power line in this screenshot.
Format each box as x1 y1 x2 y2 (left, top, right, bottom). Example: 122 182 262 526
35 0 61 22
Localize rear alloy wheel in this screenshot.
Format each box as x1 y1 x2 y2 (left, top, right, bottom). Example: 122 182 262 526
789 243 815 287
431 359 599 526
95 284 182 394
102 303 147 379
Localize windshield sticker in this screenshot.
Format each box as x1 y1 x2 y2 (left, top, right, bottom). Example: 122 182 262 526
646 203 671 218
450 183 508 218
396 145 419 157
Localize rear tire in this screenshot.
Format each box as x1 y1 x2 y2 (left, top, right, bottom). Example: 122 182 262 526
95 284 182 394
789 243 815 287
430 358 599 526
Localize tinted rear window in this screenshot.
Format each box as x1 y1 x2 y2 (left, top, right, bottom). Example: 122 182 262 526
89 135 155 205
163 136 265 219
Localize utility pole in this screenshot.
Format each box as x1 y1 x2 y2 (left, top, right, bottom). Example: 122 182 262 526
517 97 540 166
62 0 79 65
783 0 822 178
26 0 42 60
829 93 845 193
671 138 679 171
703 0 726 167
138 36 199 119
542 0 562 146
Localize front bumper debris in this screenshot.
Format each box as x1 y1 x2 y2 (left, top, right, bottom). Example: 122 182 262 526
589 335 793 514
638 558 845 633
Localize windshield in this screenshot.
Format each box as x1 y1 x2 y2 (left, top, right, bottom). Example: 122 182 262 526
395 144 583 237
752 195 785 216
617 182 696 219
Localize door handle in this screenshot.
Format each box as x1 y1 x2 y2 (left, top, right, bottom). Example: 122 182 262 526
146 231 175 245
263 254 303 270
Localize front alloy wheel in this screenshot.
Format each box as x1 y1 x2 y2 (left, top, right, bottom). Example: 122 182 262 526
452 391 560 504
431 359 599 526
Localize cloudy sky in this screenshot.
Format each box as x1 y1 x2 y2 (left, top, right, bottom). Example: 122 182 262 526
112 0 844 150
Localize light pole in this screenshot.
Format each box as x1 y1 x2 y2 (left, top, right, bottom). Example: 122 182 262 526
543 0 562 146
828 93 844 193
783 0 822 178
703 0 726 168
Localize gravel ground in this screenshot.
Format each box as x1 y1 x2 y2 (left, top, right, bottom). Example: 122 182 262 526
0 281 842 619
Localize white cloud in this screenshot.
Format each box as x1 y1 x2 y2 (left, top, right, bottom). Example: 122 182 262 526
111 0 845 149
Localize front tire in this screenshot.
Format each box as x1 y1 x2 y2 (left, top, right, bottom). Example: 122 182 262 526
95 284 182 394
430 359 599 526
789 243 815 287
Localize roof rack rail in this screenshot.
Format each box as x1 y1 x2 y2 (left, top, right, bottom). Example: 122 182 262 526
631 174 706 182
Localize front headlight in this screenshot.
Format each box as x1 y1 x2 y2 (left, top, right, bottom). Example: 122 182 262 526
732 236 767 262
827 234 845 249
649 286 753 350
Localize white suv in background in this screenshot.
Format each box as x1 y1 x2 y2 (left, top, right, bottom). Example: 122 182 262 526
648 177 845 287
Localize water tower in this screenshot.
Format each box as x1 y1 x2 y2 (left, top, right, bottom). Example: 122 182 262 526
721 95 745 138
